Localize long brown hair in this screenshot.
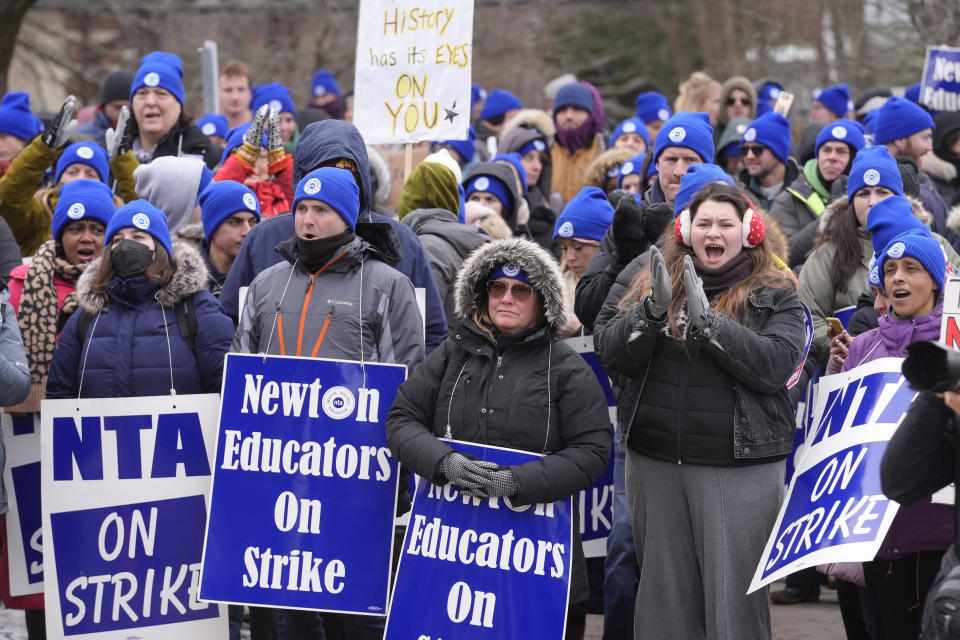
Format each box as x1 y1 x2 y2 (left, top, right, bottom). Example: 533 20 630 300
620 183 790 342
815 198 862 294
88 242 174 298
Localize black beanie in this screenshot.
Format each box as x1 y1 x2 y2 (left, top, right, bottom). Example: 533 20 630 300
100 69 135 106
895 157 921 199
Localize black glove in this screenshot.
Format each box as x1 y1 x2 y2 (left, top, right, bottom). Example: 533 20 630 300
611 195 648 267
105 106 131 158
43 95 78 150
639 203 674 247
440 452 498 493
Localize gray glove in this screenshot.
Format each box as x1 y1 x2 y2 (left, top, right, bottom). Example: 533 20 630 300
105 105 130 158
646 246 672 318
440 452 498 493
481 469 519 498
682 255 711 334
42 95 78 150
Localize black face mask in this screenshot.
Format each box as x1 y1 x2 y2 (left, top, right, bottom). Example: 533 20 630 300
296 229 356 272
110 239 155 279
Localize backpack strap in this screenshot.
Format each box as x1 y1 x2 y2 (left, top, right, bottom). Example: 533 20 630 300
174 295 198 352
75 308 93 348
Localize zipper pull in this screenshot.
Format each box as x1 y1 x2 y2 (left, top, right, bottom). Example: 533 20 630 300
496 355 503 368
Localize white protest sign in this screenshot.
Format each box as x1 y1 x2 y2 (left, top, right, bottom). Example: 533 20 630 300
749 358 914 593
40 394 227 640
2 412 43 596
353 0 474 145
940 277 960 349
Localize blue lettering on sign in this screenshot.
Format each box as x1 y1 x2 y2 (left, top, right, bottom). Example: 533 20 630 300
11 462 43 583
52 413 211 481
51 495 216 635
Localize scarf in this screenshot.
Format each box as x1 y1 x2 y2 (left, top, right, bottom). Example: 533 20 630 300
17 240 85 385
555 118 599 155
692 253 753 293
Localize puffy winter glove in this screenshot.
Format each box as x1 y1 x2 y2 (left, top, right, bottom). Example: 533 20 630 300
646 246 672 318
43 95 78 150
611 195 647 267
440 452 498 493
682 255 711 334
105 106 131 158
236 104 268 166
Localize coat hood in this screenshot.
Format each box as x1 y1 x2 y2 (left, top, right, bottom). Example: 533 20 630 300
499 124 553 196
293 120 372 214
581 147 636 191
76 241 210 314
366 145 392 207
464 162 521 231
718 76 757 127
453 237 569 330
500 109 556 145
402 208 491 255
921 150 958 183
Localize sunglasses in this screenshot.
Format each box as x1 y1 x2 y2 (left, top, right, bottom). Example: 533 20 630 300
726 96 752 107
487 280 535 302
739 144 767 157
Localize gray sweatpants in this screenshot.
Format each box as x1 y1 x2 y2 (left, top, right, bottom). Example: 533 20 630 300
625 450 784 640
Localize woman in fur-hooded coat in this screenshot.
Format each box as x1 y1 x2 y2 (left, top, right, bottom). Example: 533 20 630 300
386 238 611 606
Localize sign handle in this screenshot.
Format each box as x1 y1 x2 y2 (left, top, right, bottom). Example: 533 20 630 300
403 143 413 184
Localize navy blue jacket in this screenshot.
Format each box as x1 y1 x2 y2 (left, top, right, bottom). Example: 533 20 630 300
220 120 448 353
47 243 234 399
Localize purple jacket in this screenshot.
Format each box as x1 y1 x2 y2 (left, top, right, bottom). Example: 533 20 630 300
841 303 952 559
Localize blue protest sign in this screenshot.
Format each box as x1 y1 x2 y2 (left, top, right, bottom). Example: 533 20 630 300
2 412 43 596
921 45 960 113
385 440 573 640
41 394 226 640
200 354 406 615
749 358 911 593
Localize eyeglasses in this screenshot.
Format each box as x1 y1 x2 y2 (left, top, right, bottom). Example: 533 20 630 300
726 96 752 107
739 144 767 157
487 280 535 302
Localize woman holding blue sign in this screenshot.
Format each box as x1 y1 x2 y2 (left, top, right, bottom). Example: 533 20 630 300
594 182 806 638
386 237 611 633
839 215 952 639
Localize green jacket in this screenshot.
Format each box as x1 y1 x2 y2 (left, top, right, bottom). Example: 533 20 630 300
770 159 833 269
0 136 138 256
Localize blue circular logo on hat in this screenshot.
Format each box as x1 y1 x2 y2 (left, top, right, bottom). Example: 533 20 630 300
144 72 160 87
847 100 854 111
870 265 881 285
623 122 637 133
303 178 322 195
269 99 283 112
76 146 94 160
313 85 327 97
479 88 488 100
743 127 757 142
559 221 574 237
887 242 906 259
813 88 822 99
658 108 670 121
474 176 490 191
831 126 848 139
202 123 216 135
502 262 521 277
770 88 781 99
242 193 257 210
863 169 881 186
736 123 747 135
668 127 686 143
533 140 546 152
606 167 619 178
67 203 85 220
132 213 151 230
620 161 635 175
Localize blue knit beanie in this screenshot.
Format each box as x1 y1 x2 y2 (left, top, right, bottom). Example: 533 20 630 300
432 124 476 164
488 262 532 286
645 150 659 180
493 152 527 193
611 118 651 148
465 173 513 212
195 165 214 206
813 83 852 118
867 195 926 257
199 180 261 239
311 69 341 98
741 112 792 164
55 142 110 184
480 89 522 121
251 83 296 116
617 153 646 188
872 97 935 145
518 137 548 159
0 92 43 141
293 167 360 230
471 84 487 108
554 187 614 242
672 164 737 216
878 229 945 293
130 51 185 106
634 91 672 123
197 113 228 139
758 82 784 102
554 83 593 114
106 199 173 257
815 119 866 156
654 111 714 164
847 146 903 203
52 180 116 242
905 83 922 105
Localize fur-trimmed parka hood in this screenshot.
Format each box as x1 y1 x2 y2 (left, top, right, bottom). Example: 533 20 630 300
366 145 393 207
76 241 211 314
454 238 569 330
581 148 636 191
500 109 556 146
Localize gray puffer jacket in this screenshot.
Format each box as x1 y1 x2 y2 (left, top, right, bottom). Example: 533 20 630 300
0 282 31 515
232 223 425 370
